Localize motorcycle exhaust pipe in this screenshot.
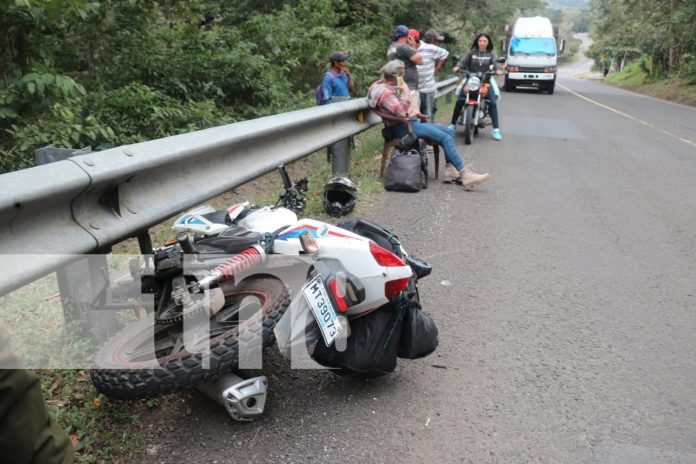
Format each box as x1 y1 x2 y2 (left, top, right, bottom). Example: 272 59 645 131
196 373 268 422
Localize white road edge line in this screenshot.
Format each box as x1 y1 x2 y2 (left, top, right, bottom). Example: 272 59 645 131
558 83 696 149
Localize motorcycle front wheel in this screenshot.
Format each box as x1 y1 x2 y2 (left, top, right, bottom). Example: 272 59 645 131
90 274 290 399
464 106 475 145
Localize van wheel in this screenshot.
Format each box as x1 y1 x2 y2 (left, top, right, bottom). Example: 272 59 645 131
547 80 555 95
503 77 515 92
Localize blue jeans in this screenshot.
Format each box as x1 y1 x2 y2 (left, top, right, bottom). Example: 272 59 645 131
393 120 465 170
419 91 436 122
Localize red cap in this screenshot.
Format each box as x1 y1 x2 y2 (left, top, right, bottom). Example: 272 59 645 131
408 28 420 40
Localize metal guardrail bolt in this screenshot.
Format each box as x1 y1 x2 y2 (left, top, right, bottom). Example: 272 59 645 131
127 206 137 214
89 222 101 230
124 150 134 157
356 112 365 123
84 159 95 166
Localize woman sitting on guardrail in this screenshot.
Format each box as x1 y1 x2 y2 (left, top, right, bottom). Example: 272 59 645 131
367 60 490 190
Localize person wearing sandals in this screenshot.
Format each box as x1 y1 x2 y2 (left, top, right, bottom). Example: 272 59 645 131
368 60 490 190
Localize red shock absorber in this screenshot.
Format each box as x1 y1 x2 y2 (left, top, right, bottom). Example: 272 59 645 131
196 246 264 290
215 247 262 282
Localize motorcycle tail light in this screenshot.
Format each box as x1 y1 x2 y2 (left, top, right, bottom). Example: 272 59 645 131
327 279 349 313
369 242 409 300
369 242 406 268
385 278 410 300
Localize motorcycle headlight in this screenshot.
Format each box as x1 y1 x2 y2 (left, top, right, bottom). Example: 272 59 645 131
466 76 481 92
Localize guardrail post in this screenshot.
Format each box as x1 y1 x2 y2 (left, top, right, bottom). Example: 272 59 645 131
34 146 118 340
326 96 352 176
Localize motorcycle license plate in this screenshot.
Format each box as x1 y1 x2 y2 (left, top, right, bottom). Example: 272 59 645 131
302 275 344 347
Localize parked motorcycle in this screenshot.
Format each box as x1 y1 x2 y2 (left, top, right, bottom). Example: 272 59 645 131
91 166 435 411
454 65 497 145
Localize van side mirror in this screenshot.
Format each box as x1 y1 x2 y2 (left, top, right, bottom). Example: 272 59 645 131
500 39 507 54
559 39 566 54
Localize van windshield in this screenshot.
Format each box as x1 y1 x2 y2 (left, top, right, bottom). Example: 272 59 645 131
510 37 556 56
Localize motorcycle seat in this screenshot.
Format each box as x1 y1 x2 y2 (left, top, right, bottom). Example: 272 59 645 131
195 225 262 254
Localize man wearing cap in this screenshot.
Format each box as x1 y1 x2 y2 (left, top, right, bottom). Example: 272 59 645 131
387 25 423 114
319 51 354 105
417 29 449 122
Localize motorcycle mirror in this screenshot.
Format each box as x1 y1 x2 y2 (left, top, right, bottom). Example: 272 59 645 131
489 64 494 70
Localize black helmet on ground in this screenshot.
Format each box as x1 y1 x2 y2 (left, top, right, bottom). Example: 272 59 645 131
323 177 358 217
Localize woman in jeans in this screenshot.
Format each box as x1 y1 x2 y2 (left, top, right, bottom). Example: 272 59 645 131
450 32 503 141
367 60 490 189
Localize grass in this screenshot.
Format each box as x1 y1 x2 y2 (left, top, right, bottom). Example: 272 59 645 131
605 60 696 107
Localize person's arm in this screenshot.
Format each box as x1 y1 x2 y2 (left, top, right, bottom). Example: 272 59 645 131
399 42 423 65
490 51 503 74
434 58 446 76
378 86 412 119
343 67 355 92
453 50 473 73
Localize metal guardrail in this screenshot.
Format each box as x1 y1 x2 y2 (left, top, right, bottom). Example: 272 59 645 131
0 77 458 296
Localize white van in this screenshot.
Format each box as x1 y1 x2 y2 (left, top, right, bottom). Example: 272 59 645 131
501 16 565 94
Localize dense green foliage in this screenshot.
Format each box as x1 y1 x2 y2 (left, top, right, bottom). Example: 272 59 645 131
1 0 542 174
588 0 696 81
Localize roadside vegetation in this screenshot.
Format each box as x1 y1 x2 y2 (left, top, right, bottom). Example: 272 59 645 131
586 0 696 106
0 0 544 175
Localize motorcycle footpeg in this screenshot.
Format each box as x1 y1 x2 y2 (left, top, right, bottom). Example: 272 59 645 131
196 373 268 422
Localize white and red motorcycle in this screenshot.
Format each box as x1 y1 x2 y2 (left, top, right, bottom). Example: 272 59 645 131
91 167 433 418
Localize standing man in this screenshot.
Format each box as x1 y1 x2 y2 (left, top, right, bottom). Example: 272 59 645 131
319 51 355 175
387 25 423 114
319 51 354 105
416 29 449 122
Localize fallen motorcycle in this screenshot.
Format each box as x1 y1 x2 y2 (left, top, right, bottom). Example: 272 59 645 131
91 166 437 419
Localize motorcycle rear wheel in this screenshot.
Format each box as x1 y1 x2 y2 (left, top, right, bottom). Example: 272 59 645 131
90 275 290 399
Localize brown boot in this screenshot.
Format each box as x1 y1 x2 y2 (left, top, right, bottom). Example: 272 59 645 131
443 164 460 183
459 167 490 190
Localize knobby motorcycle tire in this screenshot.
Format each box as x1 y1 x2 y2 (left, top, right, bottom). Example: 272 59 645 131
90 275 290 400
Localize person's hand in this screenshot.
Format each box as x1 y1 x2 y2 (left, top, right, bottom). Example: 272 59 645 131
406 36 416 47
453 66 460 73
495 69 503 76
343 66 352 77
416 113 428 122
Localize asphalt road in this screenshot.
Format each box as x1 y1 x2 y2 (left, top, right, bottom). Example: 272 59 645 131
144 58 696 463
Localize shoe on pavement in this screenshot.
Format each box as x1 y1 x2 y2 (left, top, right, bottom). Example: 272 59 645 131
459 167 490 190
447 124 456 132
491 128 502 140
443 164 460 183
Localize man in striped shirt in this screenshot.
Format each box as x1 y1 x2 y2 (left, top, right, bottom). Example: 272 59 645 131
416 29 449 122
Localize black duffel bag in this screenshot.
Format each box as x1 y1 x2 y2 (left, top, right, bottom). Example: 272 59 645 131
311 301 404 378
384 148 426 193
